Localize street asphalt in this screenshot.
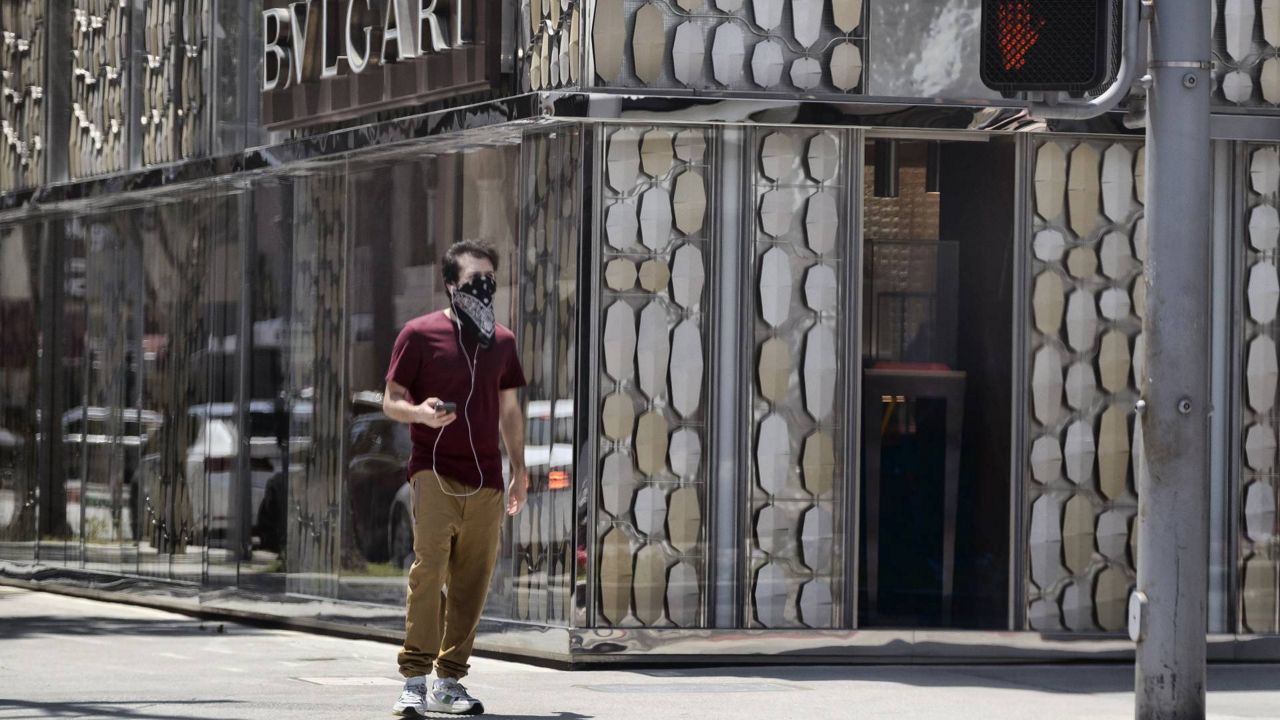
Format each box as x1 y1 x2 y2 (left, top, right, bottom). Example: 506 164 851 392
1 585 1277 720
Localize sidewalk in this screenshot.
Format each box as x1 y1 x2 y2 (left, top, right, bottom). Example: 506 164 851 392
0 586 1276 720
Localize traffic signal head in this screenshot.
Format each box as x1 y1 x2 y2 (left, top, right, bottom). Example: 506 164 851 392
980 0 1112 96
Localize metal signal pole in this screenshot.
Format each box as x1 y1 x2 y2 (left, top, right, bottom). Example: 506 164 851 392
1133 0 1212 717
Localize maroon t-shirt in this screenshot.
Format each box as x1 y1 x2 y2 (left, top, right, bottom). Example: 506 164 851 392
385 311 526 490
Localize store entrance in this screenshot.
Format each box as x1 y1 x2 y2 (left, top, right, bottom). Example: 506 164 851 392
859 138 1017 629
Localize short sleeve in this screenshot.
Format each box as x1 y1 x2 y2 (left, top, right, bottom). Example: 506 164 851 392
499 339 527 390
385 324 424 398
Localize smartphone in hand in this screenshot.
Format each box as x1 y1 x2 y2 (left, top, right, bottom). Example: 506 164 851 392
434 400 457 414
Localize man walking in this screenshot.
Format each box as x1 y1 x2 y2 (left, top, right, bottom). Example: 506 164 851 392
382 240 527 717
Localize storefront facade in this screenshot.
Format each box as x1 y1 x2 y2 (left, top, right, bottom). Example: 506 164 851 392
1 1 1279 663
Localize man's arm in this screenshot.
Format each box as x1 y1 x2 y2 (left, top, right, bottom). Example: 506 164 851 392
383 380 455 428
499 388 527 515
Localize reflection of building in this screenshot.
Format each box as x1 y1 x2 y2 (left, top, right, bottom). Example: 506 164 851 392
0 2 1279 662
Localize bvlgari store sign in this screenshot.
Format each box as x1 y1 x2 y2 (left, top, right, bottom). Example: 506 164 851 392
261 0 498 129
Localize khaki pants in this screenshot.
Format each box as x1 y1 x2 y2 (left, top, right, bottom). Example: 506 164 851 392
398 471 504 680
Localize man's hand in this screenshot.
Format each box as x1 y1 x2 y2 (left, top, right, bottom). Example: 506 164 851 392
417 397 456 429
507 465 528 516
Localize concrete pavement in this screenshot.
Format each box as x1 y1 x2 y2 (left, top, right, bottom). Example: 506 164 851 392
1 585 1277 719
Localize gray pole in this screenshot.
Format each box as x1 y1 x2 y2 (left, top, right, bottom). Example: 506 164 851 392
1135 0 1212 718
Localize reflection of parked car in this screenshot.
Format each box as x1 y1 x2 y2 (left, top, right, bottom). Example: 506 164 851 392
133 400 309 551
62 406 163 539
350 394 575 569
346 392 413 566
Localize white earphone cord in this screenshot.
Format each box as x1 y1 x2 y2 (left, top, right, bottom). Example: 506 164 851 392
431 302 485 498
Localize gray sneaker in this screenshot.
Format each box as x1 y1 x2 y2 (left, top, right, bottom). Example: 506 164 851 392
392 676 427 717
426 677 484 715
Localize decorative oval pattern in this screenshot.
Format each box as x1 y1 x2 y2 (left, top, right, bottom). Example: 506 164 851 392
1250 204 1280 251
641 129 674 178
1068 143 1102 238
668 488 702 553
1035 143 1067 222
633 543 667 625
1063 494 1096 575
753 562 789 627
804 264 838 314
807 132 839 183
1247 335 1279 414
751 39 785 88
639 187 674 251
666 561 700 627
711 23 746 86
668 428 702 480
760 189 796 237
674 171 707 235
638 258 671 293
601 452 637 517
791 0 823 48
635 411 669 476
830 42 863 92
1098 405 1131 501
1249 261 1280 324
755 413 791 495
1252 147 1280 195
759 247 793 328
799 505 833 573
1065 290 1098 353
1100 232 1135 280
605 259 638 291
790 57 822 90
592 0 624 82
605 202 639 250
669 320 704 417
602 392 636 441
1030 435 1063 484
805 191 839 254
801 431 835 496
607 129 640 192
1065 419 1096 486
798 579 834 628
1244 481 1277 545
599 528 633 625
637 302 671 400
1032 344 1065 425
632 4 667 85
672 22 705 87
761 133 796 181
1098 330 1132 394
803 324 838 422
1032 271 1065 336
755 503 789 556
1101 144 1134 223
671 244 705 309
634 484 667 537
1094 566 1130 632
604 301 636 382
758 337 792 403
1065 361 1098 411
1034 229 1067 262
1096 509 1131 564
1029 494 1064 589
1245 423 1277 472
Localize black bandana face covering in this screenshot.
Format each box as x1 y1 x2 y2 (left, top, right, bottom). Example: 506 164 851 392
450 274 497 348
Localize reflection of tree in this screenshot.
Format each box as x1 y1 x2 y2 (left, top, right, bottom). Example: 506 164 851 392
147 200 207 554
287 173 346 588
0 227 39 541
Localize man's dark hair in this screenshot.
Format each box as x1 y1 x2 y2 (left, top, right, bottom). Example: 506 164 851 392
442 240 500 285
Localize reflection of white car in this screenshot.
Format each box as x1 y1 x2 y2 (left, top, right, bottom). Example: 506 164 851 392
61 407 163 537
183 400 311 548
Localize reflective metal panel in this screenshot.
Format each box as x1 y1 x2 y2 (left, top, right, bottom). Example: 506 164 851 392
745 127 850 629
1024 137 1144 634
594 124 712 629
